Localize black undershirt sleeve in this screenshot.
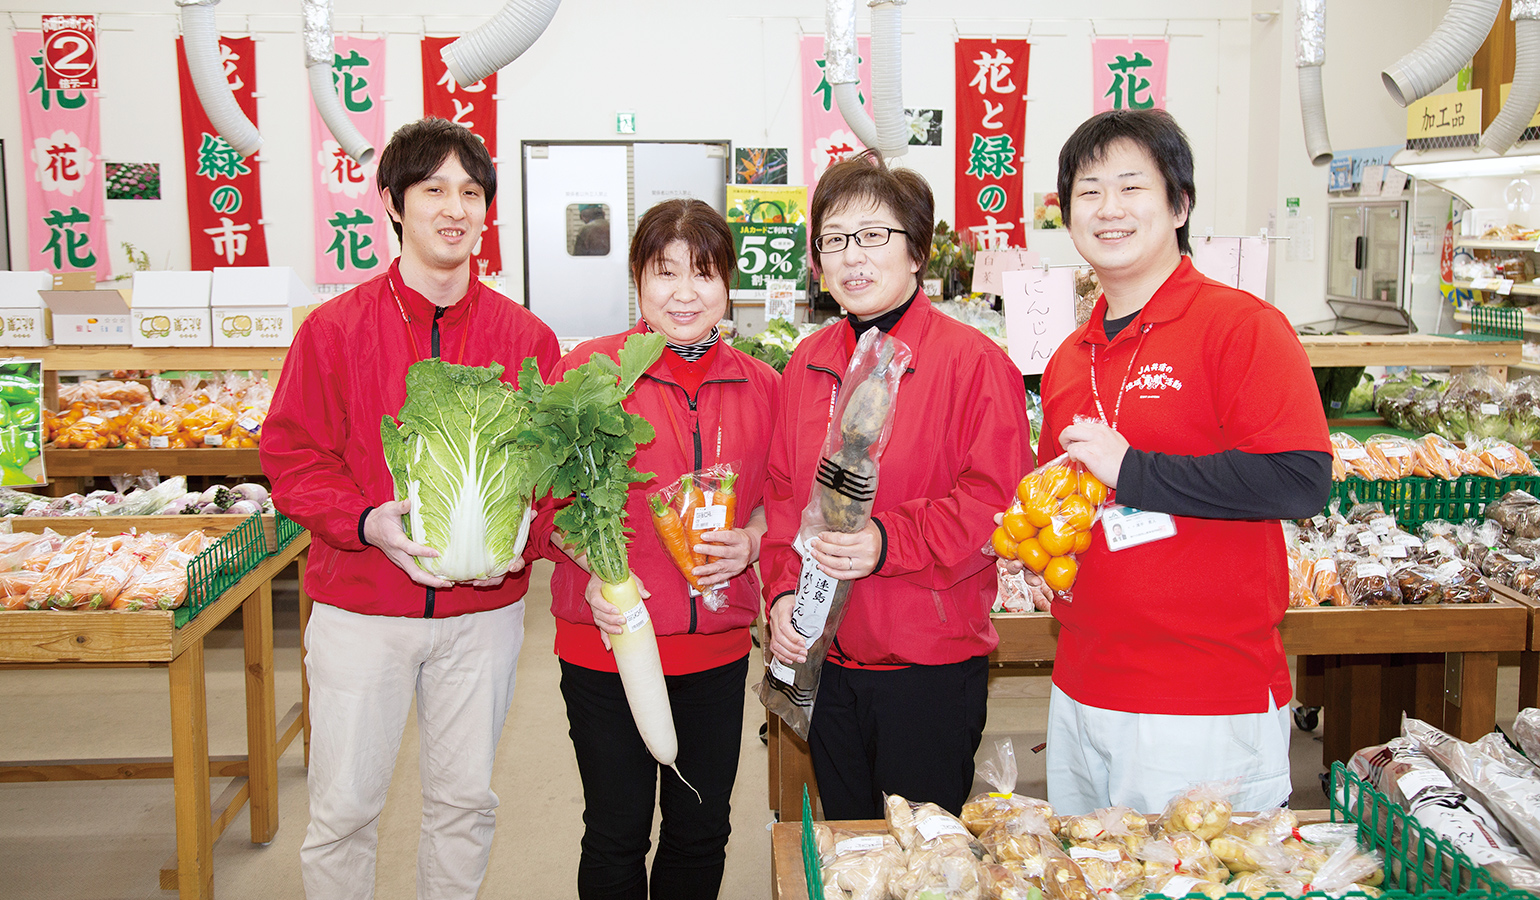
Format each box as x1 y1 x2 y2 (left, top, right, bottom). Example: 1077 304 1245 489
1114 448 1333 520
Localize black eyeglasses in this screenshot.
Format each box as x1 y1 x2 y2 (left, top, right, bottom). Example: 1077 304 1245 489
813 227 907 253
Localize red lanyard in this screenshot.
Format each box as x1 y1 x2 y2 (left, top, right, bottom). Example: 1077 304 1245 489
1088 324 1150 431
388 275 474 364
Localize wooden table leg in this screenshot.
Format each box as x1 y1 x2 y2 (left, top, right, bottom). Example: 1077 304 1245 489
767 709 780 816
1323 655 1385 766
1295 655 1324 708
296 551 312 768
169 640 214 900
243 580 279 844
1521 650 1540 713
1410 653 1445 727
1444 651 1499 743
775 721 819 821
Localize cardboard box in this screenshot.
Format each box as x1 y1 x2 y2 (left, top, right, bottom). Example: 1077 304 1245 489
131 271 213 347
42 290 132 345
0 272 54 347
211 267 317 347
51 272 94 291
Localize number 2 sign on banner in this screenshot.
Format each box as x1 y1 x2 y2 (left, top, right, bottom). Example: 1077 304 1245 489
42 15 98 91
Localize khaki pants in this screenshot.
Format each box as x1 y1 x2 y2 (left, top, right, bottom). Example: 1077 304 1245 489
300 600 525 900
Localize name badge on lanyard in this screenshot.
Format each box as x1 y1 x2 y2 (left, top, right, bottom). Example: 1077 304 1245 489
1101 503 1177 551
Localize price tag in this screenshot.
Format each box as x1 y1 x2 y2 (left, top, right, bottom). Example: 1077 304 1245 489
835 835 885 854
692 504 728 531
81 415 105 426
1480 403 1501 416
1357 562 1389 578
1071 847 1124 863
1382 544 1408 559
1338 447 1368 460
622 599 651 634
1159 876 1202 897
1313 558 1337 576
237 416 260 432
915 815 969 842
203 433 224 447
149 435 170 449
1358 531 1381 546
1397 767 1453 801
1380 445 1412 457
1435 559 1468 580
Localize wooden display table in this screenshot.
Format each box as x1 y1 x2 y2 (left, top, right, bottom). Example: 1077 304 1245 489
1297 334 1522 369
769 600 1529 821
1498 585 1540 711
769 811 1334 900
0 532 311 900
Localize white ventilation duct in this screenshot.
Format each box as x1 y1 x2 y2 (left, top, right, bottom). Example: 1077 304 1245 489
441 0 563 88
824 0 909 158
176 0 261 156
304 0 373 165
1296 0 1332 166
1382 0 1502 108
1479 1 1540 155
825 0 878 150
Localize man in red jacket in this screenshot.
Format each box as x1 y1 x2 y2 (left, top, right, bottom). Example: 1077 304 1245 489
262 119 559 900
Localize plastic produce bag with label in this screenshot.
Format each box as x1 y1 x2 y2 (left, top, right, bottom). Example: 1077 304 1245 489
1515 708 1540 762
812 822 906 900
758 329 912 740
989 437 1110 605
648 464 738 613
960 738 1056 838
1402 715 1540 862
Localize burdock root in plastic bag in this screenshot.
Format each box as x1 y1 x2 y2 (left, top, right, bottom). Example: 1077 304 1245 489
756 329 912 739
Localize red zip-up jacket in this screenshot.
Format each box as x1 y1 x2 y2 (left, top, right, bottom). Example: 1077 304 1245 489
261 262 561 618
529 325 780 673
761 293 1031 666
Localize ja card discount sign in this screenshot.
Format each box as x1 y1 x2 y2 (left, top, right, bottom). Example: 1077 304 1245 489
43 15 97 91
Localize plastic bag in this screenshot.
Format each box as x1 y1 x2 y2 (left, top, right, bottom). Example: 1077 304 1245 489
890 845 984 900
960 738 1056 837
1402 715 1540 862
22 532 96 609
1351 737 1540 892
758 328 912 739
1446 367 1510 441
1330 433 1386 481
1486 490 1540 539
812 823 906 900
1039 842 1095 900
1409 433 1465 479
1515 708 1540 762
1364 434 1417 480
124 405 187 449
989 441 1108 605
1466 435 1540 477
1208 808 1296 875
1137 833 1230 884
181 402 236 447
1308 550 1348 606
1336 553 1401 606
885 793 981 856
1308 842 1385 894
1058 806 1150 852
979 864 1037 900
113 531 209 610
648 464 737 613
57 536 153 610
1156 781 1236 841
1141 873 1228 899
1065 840 1143 893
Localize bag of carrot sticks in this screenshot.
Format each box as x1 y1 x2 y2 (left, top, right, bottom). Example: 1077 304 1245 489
758 328 913 740
648 463 739 613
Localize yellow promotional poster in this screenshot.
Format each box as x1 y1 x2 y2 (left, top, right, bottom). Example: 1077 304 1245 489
1405 88 1481 150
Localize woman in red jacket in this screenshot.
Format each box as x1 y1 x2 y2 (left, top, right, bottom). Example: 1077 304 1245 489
534 199 779 900
762 151 1031 819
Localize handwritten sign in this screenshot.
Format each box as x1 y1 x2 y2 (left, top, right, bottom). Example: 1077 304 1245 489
1002 267 1075 375
971 248 1040 295
1405 89 1480 150
1358 165 1385 197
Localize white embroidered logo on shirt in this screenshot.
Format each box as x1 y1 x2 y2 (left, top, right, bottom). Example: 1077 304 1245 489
1123 362 1183 398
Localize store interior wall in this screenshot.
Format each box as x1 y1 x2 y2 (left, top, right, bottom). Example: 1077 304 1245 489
0 0 1464 328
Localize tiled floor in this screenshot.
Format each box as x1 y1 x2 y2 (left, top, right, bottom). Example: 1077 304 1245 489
0 560 1523 899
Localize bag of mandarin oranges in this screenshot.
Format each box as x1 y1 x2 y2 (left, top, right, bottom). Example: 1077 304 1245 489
990 445 1110 604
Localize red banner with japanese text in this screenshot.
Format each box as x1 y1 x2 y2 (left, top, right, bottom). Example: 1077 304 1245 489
311 36 388 284
176 36 269 269
420 36 501 276
12 31 109 279
1091 39 1168 113
955 39 1029 250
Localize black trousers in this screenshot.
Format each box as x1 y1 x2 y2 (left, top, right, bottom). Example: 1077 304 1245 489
807 655 989 820
559 655 748 900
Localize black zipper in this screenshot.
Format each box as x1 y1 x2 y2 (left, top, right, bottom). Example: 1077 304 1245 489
425 307 448 617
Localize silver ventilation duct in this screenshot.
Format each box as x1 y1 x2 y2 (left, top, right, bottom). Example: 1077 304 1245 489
1382 0 1503 108
1296 0 1332 166
1479 1 1540 155
303 0 373 165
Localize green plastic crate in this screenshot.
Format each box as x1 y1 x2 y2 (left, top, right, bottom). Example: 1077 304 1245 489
274 512 302 553
801 787 823 899
173 512 269 627
1468 305 1525 340
1328 475 1540 528
1330 761 1504 896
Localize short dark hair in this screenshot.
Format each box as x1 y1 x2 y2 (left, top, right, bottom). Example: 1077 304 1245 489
376 118 496 243
629 199 737 290
1057 109 1196 256
810 150 932 290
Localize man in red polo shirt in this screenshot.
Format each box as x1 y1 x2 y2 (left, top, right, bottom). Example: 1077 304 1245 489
1035 110 1330 814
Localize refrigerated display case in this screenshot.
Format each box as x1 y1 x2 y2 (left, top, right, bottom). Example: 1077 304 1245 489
1326 199 1414 332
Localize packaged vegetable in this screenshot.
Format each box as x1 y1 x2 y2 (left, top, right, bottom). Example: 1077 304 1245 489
1466 435 1540 477
1486 490 1540 539
1364 434 1417 480
991 438 1110 604
1142 873 1227 899
23 531 96 609
1137 833 1229 884
1403 715 1540 862
885 793 981 857
1156 782 1234 841
1066 840 1142 894
979 864 1037 900
124 405 187 449
1308 550 1348 606
1308 842 1385 894
760 329 912 740
1330 433 1384 481
960 738 1057 837
813 823 906 900
181 402 236 447
1446 367 1510 441
1336 553 1401 606
648 464 737 613
1039 843 1095 900
890 844 984 900
112 530 209 610
1515 708 1540 763
56 536 153 610
1059 806 1150 852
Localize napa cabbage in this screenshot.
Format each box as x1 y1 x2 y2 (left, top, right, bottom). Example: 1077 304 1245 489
380 359 536 582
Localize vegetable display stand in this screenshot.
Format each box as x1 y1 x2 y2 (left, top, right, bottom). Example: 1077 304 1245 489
1494 583 1540 711
33 345 286 494
766 602 1528 822
0 525 311 900
1327 475 1540 529
1297 334 1522 370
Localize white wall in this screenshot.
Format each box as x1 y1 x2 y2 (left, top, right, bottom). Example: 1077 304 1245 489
0 0 1457 327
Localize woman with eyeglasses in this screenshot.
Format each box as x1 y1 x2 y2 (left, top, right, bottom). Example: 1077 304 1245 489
759 150 1031 819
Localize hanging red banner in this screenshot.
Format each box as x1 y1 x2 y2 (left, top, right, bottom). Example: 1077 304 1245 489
176 36 269 269
955 39 1029 251
421 36 502 277
13 30 109 279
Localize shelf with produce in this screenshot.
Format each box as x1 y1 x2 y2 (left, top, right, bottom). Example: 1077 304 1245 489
43 448 264 478
30 346 286 374
1450 279 1540 297
1452 238 1540 250
1297 333 1522 367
